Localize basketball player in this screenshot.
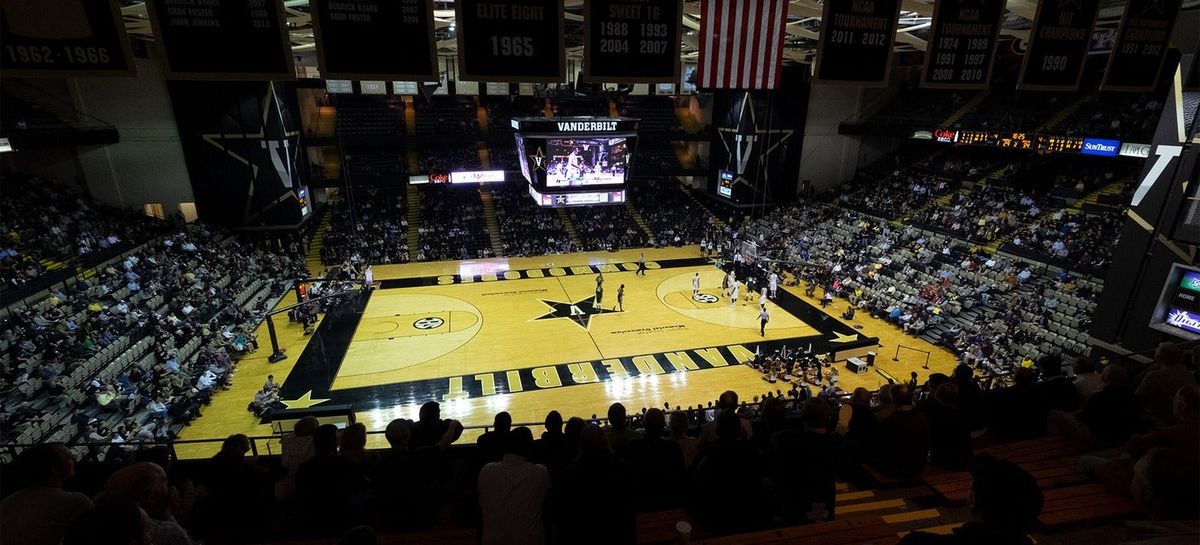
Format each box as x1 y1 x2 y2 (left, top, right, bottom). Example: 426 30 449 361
594 282 604 309
616 284 625 311
567 147 582 182
692 273 701 297
759 306 770 336
759 287 768 309
729 280 740 307
636 253 647 275
769 271 779 299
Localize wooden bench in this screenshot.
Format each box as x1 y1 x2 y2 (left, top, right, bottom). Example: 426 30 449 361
637 509 702 545
1037 483 1140 530
693 515 900 545
923 436 1093 504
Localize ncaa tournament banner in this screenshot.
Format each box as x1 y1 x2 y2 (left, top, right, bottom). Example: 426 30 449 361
581 0 682 83
1101 0 1183 91
146 0 295 80
813 0 903 85
455 0 565 83
167 81 306 227
0 0 137 78
920 0 1006 89
311 0 438 81
1017 0 1101 91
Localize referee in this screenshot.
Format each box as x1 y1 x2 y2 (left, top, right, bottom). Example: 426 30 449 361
759 306 770 337
636 253 647 275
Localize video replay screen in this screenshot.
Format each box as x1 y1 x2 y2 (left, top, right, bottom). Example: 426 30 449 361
545 137 628 187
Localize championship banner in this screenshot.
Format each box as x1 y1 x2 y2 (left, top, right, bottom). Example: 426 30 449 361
146 0 295 80
455 0 565 82
1101 0 1183 91
311 0 438 81
0 0 136 77
920 0 1006 89
581 0 682 83
696 0 789 89
813 0 903 85
1017 0 1101 91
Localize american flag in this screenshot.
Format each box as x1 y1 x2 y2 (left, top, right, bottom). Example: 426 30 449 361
697 0 790 89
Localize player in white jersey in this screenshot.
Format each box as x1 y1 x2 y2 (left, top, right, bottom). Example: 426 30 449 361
692 273 701 296
769 271 779 299
729 281 740 307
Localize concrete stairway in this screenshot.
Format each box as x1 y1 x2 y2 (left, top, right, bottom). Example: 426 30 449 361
1038 92 1095 133
478 187 504 256
940 92 988 128
304 207 332 266
1072 179 1128 212
625 202 656 241
555 209 582 246
406 185 422 255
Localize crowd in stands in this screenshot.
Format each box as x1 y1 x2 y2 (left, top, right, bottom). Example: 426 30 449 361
1057 93 1164 142
838 148 1133 273
333 96 405 141
628 179 713 247
321 190 409 265
617 96 682 133
1 177 166 290
862 85 969 129
417 186 493 261
490 182 576 257
732 199 1097 371
0 225 306 457
567 205 649 252
414 98 480 136
418 146 482 173
4 344 1196 545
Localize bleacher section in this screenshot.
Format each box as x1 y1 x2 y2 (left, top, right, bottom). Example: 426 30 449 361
416 185 492 261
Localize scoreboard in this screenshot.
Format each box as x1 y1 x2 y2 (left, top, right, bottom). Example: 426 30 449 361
930 131 1140 157
513 117 639 207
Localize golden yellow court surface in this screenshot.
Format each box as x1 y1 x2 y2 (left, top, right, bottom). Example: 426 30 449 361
175 247 957 458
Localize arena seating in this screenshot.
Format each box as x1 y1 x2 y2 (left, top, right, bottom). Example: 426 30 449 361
617 96 683 134
490 181 576 257
1054 93 1164 142
860 85 970 129
415 185 493 261
343 150 409 185
334 96 406 141
627 179 713 247
320 189 409 265
483 96 545 132
566 203 650 251
0 226 305 457
414 97 481 136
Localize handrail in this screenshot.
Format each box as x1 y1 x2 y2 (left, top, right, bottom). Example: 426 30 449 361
892 344 932 370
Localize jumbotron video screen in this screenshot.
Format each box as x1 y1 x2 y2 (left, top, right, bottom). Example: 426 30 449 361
545 137 628 187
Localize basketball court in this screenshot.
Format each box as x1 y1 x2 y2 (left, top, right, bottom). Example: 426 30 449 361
173 247 954 459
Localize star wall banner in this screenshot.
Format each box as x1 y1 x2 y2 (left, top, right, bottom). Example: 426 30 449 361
167 80 307 227
1101 0 1183 91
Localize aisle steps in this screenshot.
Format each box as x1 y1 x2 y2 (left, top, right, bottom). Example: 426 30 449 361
625 202 657 241
478 187 504 256
555 208 582 246
406 185 421 255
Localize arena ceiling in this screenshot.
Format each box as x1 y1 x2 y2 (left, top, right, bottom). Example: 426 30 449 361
117 0 1199 66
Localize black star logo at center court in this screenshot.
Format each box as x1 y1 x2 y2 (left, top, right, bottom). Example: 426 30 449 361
533 297 619 329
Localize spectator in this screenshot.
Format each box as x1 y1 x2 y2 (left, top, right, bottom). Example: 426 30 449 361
276 416 318 500
1072 357 1104 405
94 462 198 545
987 368 1046 440
869 384 931 480
410 401 449 449
668 409 700 468
0 443 93 545
372 417 462 531
477 427 551 545
61 501 149 545
296 424 364 536
477 411 512 465
1136 343 1198 424
605 402 642 456
923 383 973 471
769 397 841 524
555 424 637 544
899 456 1043 545
691 412 769 534
624 408 686 510
1035 354 1079 413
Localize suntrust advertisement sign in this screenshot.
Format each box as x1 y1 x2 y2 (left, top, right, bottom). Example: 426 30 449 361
1081 138 1120 156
